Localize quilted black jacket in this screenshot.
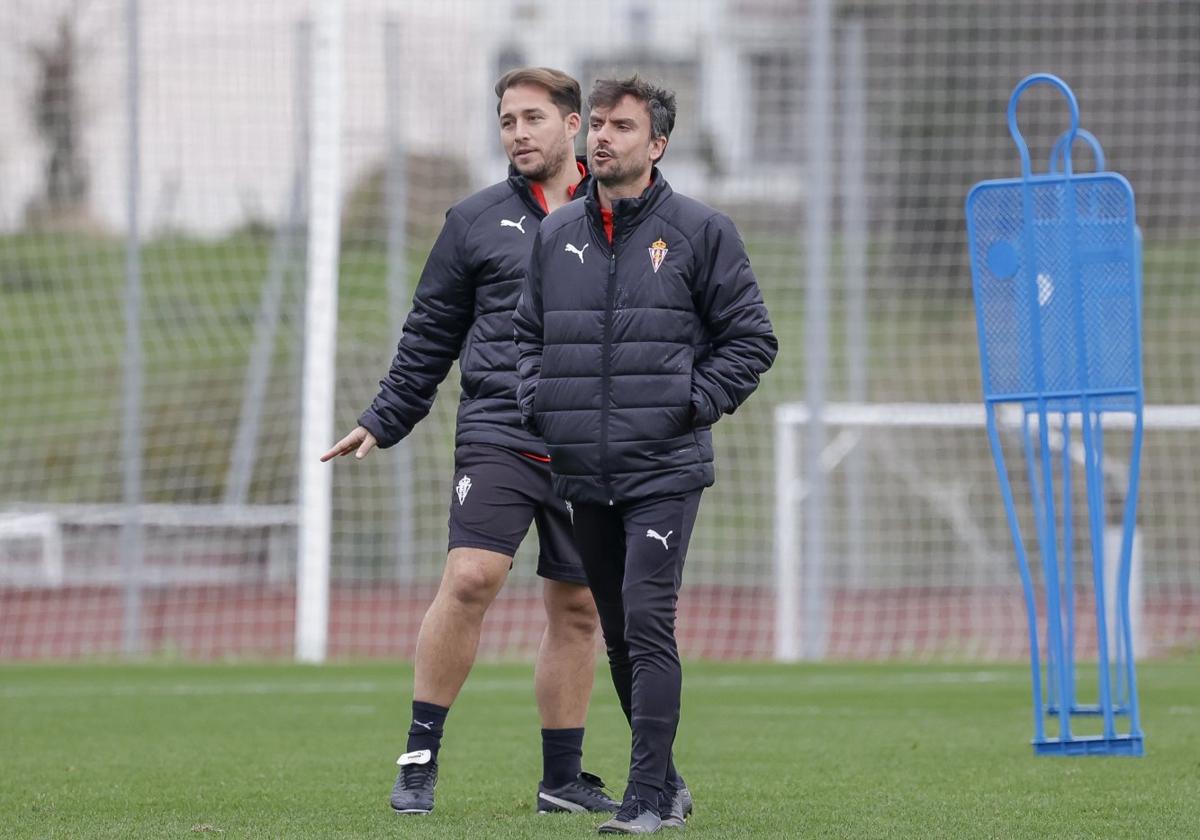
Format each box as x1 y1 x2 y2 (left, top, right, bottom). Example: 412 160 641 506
513 172 777 504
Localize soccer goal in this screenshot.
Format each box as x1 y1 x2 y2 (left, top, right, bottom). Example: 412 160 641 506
774 401 1200 662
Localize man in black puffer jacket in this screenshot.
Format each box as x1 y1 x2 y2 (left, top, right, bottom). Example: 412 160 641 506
514 76 777 833
323 68 617 818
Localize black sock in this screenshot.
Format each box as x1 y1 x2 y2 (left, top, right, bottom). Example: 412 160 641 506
406 700 449 758
541 727 584 786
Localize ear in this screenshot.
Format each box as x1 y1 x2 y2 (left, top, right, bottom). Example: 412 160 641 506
564 111 582 140
649 135 668 164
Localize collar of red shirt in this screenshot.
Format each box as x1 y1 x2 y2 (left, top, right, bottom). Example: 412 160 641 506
596 173 655 243
600 207 614 243
528 161 587 214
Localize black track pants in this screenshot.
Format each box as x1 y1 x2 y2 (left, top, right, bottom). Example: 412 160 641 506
571 490 702 791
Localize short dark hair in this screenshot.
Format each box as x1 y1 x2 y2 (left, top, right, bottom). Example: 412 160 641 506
494 67 582 117
587 75 677 149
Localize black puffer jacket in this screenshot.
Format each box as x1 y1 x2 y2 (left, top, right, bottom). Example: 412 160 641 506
359 164 586 452
513 172 777 504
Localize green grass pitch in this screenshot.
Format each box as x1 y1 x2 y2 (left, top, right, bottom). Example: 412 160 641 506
3 658 1199 838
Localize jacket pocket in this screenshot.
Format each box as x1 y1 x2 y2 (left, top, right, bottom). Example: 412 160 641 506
516 378 540 435
689 381 720 428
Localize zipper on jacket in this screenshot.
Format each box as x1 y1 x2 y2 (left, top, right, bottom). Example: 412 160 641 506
601 249 617 504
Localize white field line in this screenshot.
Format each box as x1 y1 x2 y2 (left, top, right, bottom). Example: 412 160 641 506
697 670 1018 689
737 704 932 719
0 679 390 700
0 669 1021 701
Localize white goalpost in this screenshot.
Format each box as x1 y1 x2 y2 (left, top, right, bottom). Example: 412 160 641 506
773 401 1200 662
295 0 343 664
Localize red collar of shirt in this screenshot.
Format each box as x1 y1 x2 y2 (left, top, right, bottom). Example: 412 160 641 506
600 207 614 243
597 172 657 242
598 173 654 243
529 161 587 214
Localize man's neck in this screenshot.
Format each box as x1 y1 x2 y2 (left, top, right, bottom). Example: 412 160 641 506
596 173 652 211
530 159 582 214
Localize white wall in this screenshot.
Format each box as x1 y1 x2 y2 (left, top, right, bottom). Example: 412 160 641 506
0 0 764 235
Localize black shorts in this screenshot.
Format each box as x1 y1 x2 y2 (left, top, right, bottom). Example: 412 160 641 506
447 444 587 585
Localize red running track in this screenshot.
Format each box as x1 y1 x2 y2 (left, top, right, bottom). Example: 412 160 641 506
3 584 1197 661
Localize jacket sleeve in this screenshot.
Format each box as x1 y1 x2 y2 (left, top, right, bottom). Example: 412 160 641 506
687 213 778 427
358 208 475 448
512 230 546 434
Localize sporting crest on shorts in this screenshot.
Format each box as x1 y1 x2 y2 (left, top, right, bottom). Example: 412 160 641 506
648 238 668 273
455 475 472 506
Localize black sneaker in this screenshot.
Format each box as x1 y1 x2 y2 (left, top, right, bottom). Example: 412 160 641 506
389 749 437 814
538 771 620 813
658 779 693 829
597 787 662 835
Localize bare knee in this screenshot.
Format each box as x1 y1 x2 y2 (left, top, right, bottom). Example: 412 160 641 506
440 549 509 612
545 581 600 638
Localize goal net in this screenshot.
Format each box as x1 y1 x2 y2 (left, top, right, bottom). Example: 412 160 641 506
2 0 1199 661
